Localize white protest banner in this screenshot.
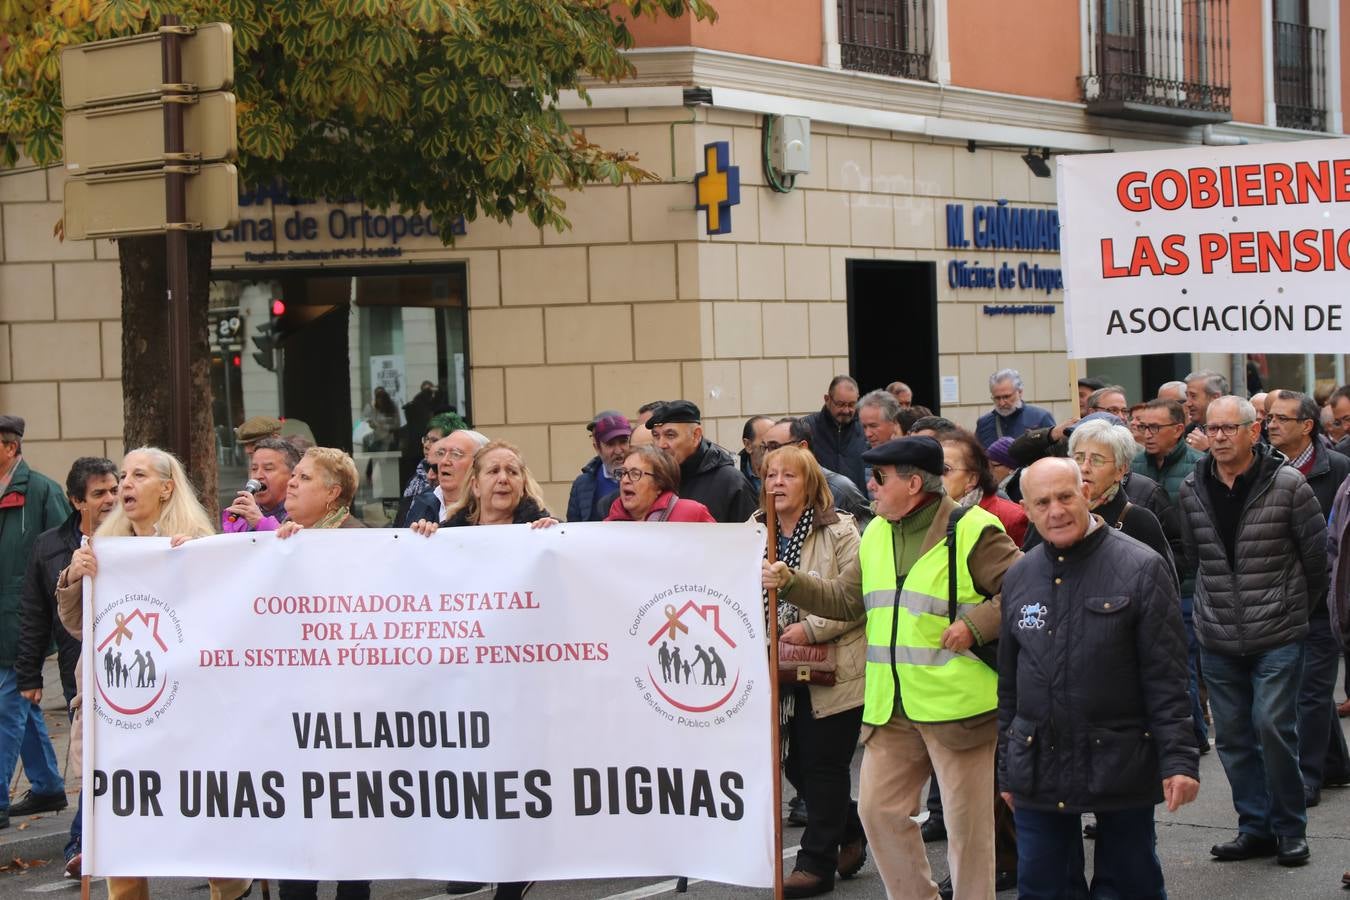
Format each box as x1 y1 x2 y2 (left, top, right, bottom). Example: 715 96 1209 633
1057 136 1350 358
82 524 774 886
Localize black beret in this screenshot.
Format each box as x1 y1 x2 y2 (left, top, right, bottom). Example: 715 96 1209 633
861 436 943 476
646 400 702 426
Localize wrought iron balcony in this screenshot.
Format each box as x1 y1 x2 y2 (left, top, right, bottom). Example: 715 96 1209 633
1274 21 1326 132
1080 0 1232 126
839 0 931 81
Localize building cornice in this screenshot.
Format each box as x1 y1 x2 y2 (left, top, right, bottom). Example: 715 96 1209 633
566 47 1336 151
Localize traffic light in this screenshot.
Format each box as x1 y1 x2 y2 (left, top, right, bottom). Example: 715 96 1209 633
251 299 284 371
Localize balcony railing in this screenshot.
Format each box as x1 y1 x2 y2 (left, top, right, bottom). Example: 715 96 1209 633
1274 21 1326 132
839 0 931 81
1080 0 1232 125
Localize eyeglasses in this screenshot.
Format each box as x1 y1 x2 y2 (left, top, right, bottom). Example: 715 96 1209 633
762 441 790 452
613 468 653 483
1332 415 1350 429
1137 422 1182 435
872 469 889 485
1267 413 1309 426
941 464 969 475
1071 452 1113 469
1202 421 1254 438
1091 405 1129 417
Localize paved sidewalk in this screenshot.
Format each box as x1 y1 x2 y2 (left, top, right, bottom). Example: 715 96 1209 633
0 656 79 868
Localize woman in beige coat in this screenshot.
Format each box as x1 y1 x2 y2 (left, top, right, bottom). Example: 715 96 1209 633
57 447 249 900
753 445 867 899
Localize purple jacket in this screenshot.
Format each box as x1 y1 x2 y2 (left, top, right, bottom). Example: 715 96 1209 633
220 508 286 533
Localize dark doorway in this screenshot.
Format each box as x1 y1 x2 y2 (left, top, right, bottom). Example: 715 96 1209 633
1140 353 1190 396
846 260 939 411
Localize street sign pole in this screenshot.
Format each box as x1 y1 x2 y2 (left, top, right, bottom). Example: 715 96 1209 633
162 14 192 463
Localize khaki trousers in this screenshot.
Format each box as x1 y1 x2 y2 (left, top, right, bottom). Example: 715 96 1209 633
858 710 997 900
107 877 252 900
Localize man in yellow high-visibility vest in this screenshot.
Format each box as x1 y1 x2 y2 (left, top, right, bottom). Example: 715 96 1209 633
765 436 1020 900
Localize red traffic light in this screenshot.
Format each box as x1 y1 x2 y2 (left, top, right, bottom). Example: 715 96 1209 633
270 299 286 316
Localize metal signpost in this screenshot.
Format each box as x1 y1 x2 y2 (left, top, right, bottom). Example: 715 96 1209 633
59 19 239 461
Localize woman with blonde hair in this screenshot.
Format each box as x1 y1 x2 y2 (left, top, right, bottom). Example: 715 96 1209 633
94 446 214 539
752 445 868 898
270 448 369 900
440 440 553 528
409 440 553 900
275 446 364 535
56 448 248 900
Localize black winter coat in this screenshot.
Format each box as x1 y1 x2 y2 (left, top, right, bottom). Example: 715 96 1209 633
17 512 83 699
1178 445 1328 655
444 497 550 527
1122 472 1187 591
1302 442 1350 521
674 441 758 524
997 523 1198 813
804 408 867 492
1023 487 1177 590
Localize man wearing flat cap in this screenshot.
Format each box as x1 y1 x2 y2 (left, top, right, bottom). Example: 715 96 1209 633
646 401 757 523
566 411 632 523
0 416 72 829
235 415 283 459
765 436 1020 899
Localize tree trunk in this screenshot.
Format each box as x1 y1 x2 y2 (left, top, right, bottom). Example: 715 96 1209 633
118 233 219 516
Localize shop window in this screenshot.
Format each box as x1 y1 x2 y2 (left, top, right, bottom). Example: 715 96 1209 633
1081 0 1232 125
838 0 931 80
208 267 469 523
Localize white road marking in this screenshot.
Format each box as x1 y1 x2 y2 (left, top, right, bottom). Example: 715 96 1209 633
27 878 102 893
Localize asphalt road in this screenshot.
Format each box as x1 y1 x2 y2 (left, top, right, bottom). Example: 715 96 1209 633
2 657 1349 898
2 739 1350 900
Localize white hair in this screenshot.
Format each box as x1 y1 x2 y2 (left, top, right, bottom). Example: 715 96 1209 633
1068 420 1138 470
989 368 1023 391
457 429 490 449
1207 395 1257 423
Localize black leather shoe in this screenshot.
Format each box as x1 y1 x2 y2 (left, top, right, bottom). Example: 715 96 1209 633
936 875 953 900
787 794 808 827
1084 821 1098 839
1277 837 1311 867
1306 788 1321 808
7 790 67 816
445 883 485 895
1211 833 1278 860
921 816 947 842
995 870 1017 892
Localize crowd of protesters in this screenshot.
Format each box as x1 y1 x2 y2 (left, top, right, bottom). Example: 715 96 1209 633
6 361 1350 898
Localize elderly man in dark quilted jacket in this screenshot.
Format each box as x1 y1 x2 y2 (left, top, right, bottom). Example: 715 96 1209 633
999 457 1198 899
1178 395 1328 868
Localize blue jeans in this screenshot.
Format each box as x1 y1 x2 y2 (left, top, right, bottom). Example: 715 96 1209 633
1015 805 1165 899
1180 597 1207 746
0 667 64 813
1201 642 1306 838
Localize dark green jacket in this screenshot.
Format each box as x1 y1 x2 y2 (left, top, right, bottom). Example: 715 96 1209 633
0 461 72 667
1133 441 1204 503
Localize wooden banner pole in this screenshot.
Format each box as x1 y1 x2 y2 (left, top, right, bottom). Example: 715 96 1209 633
765 500 784 900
